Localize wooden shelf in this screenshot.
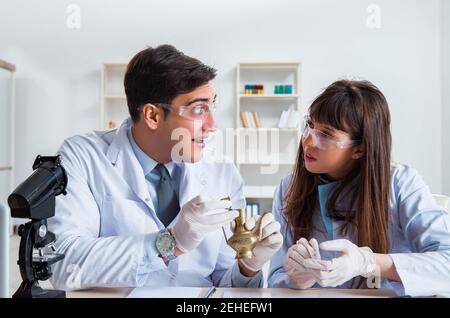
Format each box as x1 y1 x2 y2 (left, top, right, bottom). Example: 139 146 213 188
103 62 127 67
104 95 126 99
239 62 299 69
236 127 299 132
239 94 299 99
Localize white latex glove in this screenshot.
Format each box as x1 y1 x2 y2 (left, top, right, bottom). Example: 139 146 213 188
172 195 238 253
238 213 283 272
284 238 321 289
302 239 376 287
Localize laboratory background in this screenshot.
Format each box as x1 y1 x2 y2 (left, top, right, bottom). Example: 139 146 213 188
0 0 449 298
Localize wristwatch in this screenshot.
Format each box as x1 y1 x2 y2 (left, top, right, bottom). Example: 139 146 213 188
155 228 177 261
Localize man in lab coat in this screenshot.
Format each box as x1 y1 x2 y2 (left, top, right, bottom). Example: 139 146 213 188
48 45 283 290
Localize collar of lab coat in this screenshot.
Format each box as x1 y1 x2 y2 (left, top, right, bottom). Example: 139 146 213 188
127 124 175 178
105 117 203 217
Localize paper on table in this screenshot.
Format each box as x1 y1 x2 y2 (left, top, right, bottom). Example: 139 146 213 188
127 286 204 298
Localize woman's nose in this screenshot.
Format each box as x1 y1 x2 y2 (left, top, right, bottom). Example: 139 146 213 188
302 132 317 149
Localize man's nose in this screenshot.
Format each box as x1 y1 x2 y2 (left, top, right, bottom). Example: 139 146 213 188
203 111 217 132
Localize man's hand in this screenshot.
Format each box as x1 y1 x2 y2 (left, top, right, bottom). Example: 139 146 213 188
238 213 283 274
171 195 238 253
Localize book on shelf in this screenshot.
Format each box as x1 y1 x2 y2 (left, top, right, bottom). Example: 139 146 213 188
278 106 300 128
245 112 254 128
240 111 249 128
240 111 261 128
251 112 261 128
245 202 260 217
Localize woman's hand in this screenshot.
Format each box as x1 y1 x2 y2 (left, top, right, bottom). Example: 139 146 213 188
284 238 321 289
302 239 376 287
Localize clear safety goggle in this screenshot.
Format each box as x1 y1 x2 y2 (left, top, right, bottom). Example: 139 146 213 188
156 101 217 121
302 118 360 150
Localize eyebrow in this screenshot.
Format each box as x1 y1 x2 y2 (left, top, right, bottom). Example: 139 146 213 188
308 119 335 134
186 94 217 106
321 126 335 134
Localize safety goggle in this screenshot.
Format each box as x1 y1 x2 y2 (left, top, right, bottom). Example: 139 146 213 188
302 118 360 150
156 101 217 121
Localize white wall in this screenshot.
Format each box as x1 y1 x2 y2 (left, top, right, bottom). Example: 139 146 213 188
442 0 450 195
0 0 444 193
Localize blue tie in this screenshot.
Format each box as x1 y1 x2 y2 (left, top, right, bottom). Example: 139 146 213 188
154 164 180 227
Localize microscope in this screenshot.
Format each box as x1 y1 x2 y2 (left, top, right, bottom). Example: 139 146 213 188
8 155 68 298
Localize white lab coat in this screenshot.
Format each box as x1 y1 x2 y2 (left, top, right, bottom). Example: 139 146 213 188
268 163 450 296
48 118 250 290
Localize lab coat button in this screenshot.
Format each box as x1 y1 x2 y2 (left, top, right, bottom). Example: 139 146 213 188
145 197 150 202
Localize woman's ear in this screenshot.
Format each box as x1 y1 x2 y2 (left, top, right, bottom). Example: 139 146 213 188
141 103 163 129
351 144 364 160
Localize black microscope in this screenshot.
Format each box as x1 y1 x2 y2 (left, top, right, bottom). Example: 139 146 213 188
8 155 68 298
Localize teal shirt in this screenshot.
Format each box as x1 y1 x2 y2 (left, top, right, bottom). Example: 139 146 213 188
317 177 339 241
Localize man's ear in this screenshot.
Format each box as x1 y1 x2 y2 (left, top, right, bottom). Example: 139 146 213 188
141 103 163 129
351 144 364 160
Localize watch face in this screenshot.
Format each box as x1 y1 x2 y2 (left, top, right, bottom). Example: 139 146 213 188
157 232 176 255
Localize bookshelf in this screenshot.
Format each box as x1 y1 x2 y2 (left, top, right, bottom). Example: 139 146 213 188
100 62 128 129
235 62 302 208
0 59 16 237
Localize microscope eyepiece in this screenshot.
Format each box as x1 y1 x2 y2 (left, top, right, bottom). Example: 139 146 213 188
8 155 67 220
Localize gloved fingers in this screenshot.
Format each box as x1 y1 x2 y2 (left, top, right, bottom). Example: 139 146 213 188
321 272 343 286
230 214 274 232
196 199 233 213
288 248 309 267
307 268 340 287
284 255 306 272
297 237 309 246
303 258 333 271
244 212 274 231
284 258 295 272
304 255 347 274
288 268 316 289
292 278 317 290
321 256 346 272
285 259 321 289
296 238 311 258
319 239 351 253
188 194 211 205
298 237 316 259
309 238 321 259
294 244 310 259
260 220 281 240
244 216 257 231
258 231 283 248
199 209 239 226
310 270 343 288
286 245 298 261
239 258 262 272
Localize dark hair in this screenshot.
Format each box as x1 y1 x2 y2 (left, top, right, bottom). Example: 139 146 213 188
124 44 217 122
284 80 392 253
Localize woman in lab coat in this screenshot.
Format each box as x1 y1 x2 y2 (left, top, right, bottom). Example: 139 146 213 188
268 80 450 296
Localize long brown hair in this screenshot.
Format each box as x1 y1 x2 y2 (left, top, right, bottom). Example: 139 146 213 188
285 80 392 253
